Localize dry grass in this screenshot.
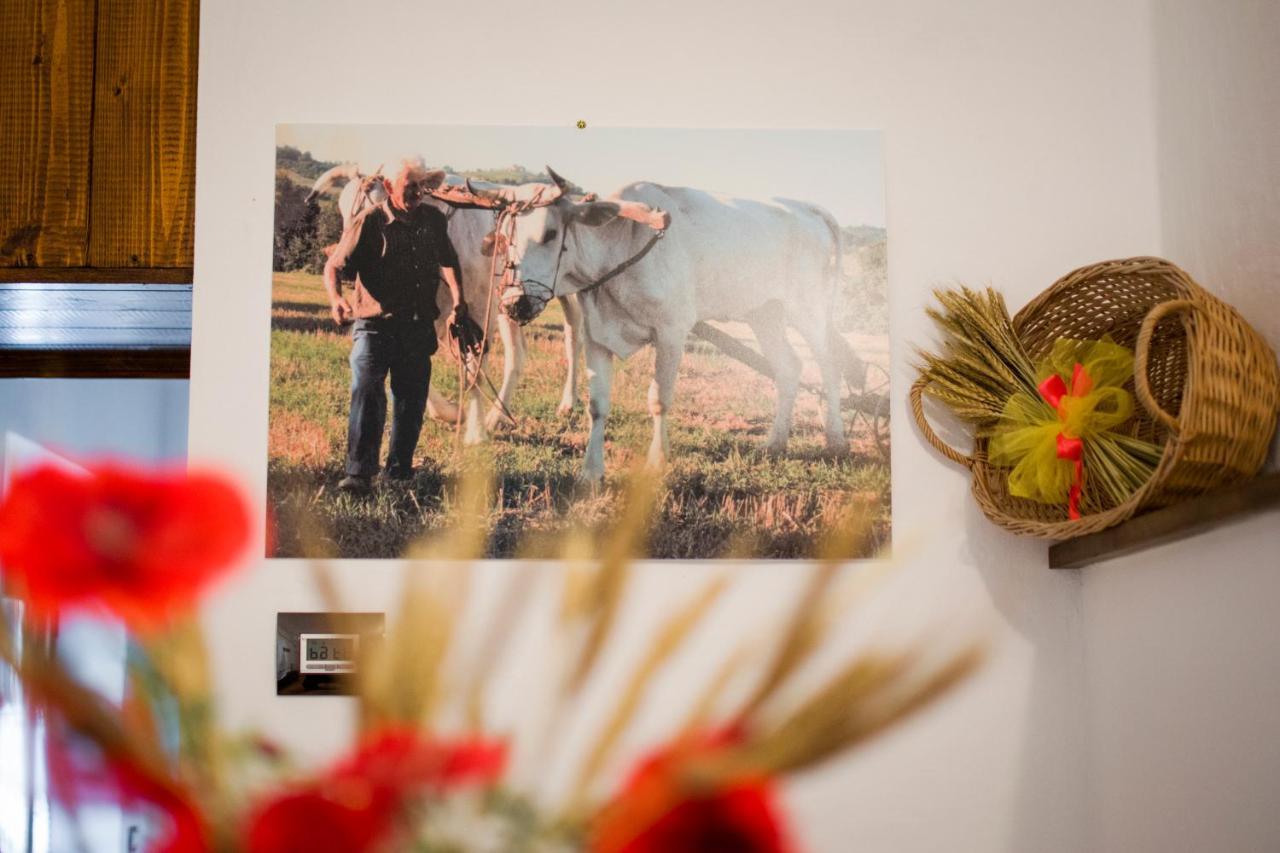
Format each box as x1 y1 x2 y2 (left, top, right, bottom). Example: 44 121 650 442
268 410 340 467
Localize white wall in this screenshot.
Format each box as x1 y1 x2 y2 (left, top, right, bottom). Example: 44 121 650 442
190 2 1164 851
1083 2 1280 851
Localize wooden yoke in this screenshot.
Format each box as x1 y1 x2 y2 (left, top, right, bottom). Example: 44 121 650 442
611 199 670 232
429 183 510 210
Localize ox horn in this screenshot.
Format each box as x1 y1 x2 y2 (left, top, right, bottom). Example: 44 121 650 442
544 165 572 203
464 179 513 205
305 162 362 205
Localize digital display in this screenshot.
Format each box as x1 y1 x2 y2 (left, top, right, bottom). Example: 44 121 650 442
298 632 360 673
306 637 354 661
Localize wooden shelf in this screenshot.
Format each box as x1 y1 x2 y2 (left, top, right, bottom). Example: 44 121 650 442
1049 472 1280 569
0 282 191 377
0 267 192 284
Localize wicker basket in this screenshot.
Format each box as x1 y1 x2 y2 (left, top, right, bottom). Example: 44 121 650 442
911 256 1280 539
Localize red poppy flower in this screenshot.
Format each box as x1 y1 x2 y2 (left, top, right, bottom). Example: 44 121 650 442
109 757 209 853
592 729 794 853
333 727 508 792
41 720 208 853
244 783 388 853
0 463 251 627
243 728 507 853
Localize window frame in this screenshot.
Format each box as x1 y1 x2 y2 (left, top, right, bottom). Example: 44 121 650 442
0 274 192 379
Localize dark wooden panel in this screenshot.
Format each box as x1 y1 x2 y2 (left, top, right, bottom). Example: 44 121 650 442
0 348 190 378
0 0 97 267
0 266 192 283
1049 473 1280 569
88 0 198 267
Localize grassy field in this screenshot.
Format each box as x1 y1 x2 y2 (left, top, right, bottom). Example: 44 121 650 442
267 271 891 559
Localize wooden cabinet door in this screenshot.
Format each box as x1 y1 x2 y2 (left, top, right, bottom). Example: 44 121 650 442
0 0 198 276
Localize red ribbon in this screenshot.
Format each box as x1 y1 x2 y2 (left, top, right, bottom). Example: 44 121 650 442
1038 364 1091 520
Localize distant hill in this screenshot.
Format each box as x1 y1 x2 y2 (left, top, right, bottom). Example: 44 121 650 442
276 146 339 181
842 224 886 249
274 147 581 195
448 165 584 194
278 167 321 192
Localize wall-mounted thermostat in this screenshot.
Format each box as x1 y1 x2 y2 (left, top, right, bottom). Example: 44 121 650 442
277 612 384 696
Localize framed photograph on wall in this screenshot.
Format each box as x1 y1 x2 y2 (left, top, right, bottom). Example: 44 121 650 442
267 124 889 560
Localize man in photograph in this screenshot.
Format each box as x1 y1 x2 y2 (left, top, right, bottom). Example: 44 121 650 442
323 158 466 493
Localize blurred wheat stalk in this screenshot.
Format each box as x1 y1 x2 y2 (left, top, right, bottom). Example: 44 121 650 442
301 465 984 845
0 463 983 851
916 286 1161 511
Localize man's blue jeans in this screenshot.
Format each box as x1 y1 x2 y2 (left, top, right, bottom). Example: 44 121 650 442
346 316 437 478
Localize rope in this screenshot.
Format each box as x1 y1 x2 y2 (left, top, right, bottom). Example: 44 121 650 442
449 206 515 449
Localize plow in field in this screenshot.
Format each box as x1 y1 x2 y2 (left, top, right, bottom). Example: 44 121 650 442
690 321 891 459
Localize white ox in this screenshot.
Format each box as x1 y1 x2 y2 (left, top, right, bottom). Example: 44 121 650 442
479 171 848 482
306 164 586 444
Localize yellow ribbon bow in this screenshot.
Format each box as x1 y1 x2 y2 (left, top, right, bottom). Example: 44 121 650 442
988 337 1136 519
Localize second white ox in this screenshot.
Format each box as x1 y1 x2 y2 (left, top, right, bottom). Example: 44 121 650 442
307 164 586 444
480 171 849 482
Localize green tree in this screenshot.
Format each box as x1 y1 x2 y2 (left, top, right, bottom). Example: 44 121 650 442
274 172 318 272
312 205 344 269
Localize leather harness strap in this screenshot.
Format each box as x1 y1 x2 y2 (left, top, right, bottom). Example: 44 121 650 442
491 197 668 308
569 226 666 297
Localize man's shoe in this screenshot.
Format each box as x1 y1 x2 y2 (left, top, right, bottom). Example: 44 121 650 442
337 475 372 494
384 466 414 482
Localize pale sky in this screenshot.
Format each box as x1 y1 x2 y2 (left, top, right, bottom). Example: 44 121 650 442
276 124 884 229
